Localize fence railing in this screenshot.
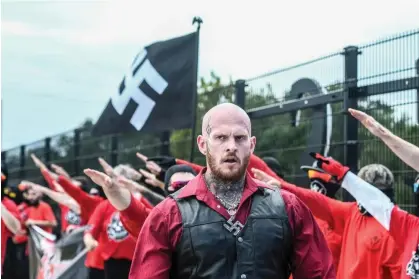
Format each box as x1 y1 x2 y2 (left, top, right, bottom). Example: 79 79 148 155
2 29 419 214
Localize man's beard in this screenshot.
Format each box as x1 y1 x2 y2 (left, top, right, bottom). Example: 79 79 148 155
26 199 40 207
206 150 250 183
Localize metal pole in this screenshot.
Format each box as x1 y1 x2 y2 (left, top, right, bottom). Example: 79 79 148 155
189 16 203 163
342 45 360 202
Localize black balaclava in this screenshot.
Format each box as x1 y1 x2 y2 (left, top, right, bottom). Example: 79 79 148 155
301 166 340 198
164 165 196 195
357 164 395 216
146 156 178 182
262 157 284 178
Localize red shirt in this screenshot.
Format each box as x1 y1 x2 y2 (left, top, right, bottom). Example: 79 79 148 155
41 170 84 232
57 176 103 222
129 170 336 279
87 200 136 261
281 180 402 279
13 201 57 256
1 198 20 270
25 201 57 234
389 207 419 278
315 217 342 270
57 176 105 269
120 195 153 239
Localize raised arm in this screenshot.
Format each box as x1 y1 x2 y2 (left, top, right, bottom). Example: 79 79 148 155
252 168 351 234
23 181 80 214
1 202 21 235
349 108 419 172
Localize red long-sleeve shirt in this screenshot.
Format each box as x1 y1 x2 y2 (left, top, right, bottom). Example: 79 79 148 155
388 207 419 278
120 195 153 239
86 200 136 261
281 180 401 279
57 175 105 269
129 170 336 279
275 179 342 269
1 197 20 272
41 170 84 232
57 176 103 222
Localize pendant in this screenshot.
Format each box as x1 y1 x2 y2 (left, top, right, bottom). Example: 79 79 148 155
227 208 237 216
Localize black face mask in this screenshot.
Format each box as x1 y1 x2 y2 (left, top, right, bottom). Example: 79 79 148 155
309 179 340 198
26 199 40 207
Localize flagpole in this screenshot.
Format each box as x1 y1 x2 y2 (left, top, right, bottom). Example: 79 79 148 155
189 16 203 163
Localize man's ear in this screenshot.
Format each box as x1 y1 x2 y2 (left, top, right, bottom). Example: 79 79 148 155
250 136 256 153
197 135 207 155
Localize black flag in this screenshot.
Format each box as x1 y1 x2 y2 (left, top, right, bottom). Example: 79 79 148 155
92 32 198 136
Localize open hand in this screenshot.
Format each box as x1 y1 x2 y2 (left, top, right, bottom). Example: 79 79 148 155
136 152 162 175
348 108 390 139
251 168 282 188
51 164 70 178
30 154 47 171
139 169 165 189
98 157 115 177
84 169 113 189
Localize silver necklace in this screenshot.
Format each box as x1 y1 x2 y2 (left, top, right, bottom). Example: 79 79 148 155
207 185 241 216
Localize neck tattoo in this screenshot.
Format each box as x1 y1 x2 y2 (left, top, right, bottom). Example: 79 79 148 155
204 172 245 216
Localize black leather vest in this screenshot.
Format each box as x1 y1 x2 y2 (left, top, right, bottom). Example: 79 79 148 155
169 187 292 279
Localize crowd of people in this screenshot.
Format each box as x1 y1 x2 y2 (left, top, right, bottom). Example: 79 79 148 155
1 104 419 279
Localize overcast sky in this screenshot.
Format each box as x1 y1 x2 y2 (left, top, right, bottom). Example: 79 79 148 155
1 0 419 151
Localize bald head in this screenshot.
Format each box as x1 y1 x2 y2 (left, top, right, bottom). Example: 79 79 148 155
197 103 255 182
201 103 251 137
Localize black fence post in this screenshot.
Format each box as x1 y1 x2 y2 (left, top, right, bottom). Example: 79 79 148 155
73 129 81 176
110 135 119 167
235 79 247 109
19 145 26 179
160 131 171 156
44 137 51 167
342 45 361 202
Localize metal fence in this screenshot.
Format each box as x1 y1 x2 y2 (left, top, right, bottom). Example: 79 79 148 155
2 29 419 214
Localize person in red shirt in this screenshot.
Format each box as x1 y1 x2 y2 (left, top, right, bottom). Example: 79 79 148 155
84 199 137 279
84 164 197 239
311 152 419 279
30 154 86 234
342 108 419 279
253 162 402 279
21 187 57 233
55 175 106 279
83 163 153 279
129 103 336 279
300 166 342 270
1 172 21 274
11 186 57 279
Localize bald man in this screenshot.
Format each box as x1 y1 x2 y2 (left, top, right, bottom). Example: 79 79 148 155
129 103 336 279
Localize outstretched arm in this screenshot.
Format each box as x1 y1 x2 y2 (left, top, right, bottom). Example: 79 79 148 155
349 108 419 172
341 172 394 230
23 181 80 214
252 168 351 234
1 203 21 234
